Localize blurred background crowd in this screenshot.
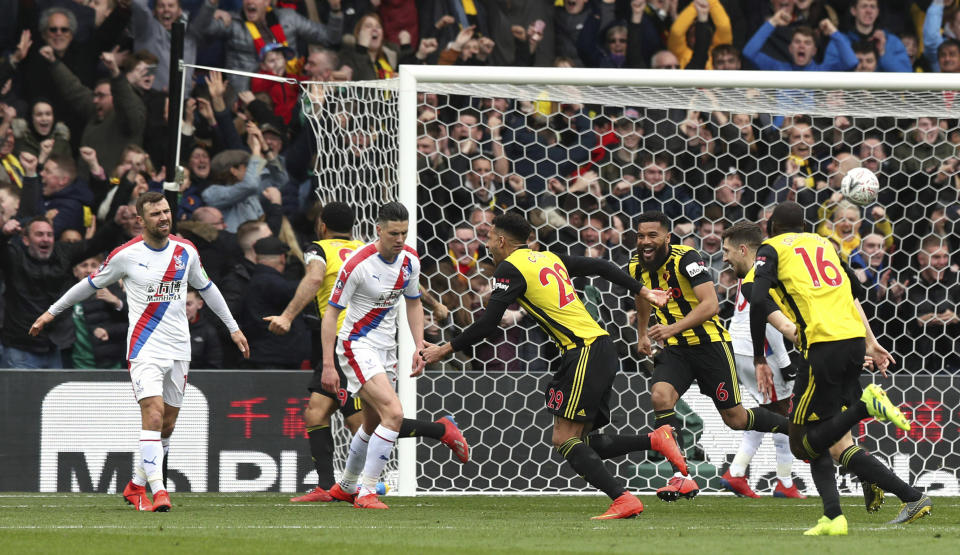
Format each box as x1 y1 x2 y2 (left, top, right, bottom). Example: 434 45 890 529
0 0 957 373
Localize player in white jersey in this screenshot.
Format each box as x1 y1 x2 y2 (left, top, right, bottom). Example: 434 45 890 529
30 192 250 512
321 202 425 510
720 221 805 499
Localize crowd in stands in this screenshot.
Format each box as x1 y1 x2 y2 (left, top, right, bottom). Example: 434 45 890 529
0 0 958 373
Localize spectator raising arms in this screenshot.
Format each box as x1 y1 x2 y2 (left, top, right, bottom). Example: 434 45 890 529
744 10 856 71
203 0 344 90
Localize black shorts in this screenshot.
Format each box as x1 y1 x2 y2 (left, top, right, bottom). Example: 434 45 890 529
653 342 740 410
791 337 866 426
307 329 362 418
544 335 618 428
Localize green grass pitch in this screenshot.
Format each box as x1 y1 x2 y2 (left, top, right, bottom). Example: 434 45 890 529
1 493 957 554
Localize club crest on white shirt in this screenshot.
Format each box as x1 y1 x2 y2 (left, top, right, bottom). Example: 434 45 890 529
174 253 186 271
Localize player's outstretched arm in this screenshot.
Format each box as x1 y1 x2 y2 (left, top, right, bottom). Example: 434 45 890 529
559 254 645 295
634 293 653 357
649 281 718 343
265 258 325 335
420 297 511 364
423 261 523 364
31 278 100 336
198 282 248 358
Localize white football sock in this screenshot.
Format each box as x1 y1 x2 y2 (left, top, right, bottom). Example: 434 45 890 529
338 428 370 492
359 425 398 496
132 461 147 487
774 433 794 488
140 430 165 493
730 430 764 477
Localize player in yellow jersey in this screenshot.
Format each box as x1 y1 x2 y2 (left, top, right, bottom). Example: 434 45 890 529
264 202 469 503
751 202 930 534
421 212 688 520
630 212 790 502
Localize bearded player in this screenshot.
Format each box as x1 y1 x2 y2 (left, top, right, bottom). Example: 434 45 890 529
30 192 249 512
422 212 687 520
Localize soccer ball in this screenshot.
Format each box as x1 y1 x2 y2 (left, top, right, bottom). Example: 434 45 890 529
840 167 879 206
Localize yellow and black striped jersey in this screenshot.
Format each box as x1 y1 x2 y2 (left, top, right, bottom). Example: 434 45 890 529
490 249 607 351
628 244 730 346
754 232 865 352
303 238 364 329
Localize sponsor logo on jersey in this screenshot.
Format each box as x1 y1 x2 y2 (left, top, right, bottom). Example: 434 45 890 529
492 278 510 291
374 289 403 308
755 256 766 268
686 261 704 277
147 280 183 301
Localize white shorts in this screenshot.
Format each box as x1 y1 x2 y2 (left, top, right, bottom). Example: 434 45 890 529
129 359 190 406
735 353 793 406
335 339 397 394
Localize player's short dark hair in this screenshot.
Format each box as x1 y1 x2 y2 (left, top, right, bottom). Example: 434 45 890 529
769 202 805 235
635 211 671 231
492 211 531 243
377 201 408 224
320 201 354 233
721 221 763 248
136 191 167 217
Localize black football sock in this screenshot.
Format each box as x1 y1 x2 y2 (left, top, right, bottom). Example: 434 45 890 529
804 404 870 455
585 433 652 459
839 445 922 503
398 418 445 439
744 407 789 434
810 453 843 519
307 425 335 489
558 438 625 500
654 409 683 473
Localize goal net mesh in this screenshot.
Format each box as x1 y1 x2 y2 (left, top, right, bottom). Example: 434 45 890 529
289 75 959 496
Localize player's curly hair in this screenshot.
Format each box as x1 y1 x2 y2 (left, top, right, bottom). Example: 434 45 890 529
321 201 354 233
492 211 531 244
634 211 671 231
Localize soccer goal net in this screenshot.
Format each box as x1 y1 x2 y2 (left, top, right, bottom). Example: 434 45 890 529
181 65 960 497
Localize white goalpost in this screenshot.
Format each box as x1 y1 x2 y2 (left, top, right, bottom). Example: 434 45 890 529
178 63 960 497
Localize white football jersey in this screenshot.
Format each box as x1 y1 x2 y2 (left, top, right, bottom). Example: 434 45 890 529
729 279 791 369
329 243 421 349
89 235 211 361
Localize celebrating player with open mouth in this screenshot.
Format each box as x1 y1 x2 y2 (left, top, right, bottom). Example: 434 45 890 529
421 211 686 520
